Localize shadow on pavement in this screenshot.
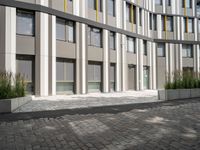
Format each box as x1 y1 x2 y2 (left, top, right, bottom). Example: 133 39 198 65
0 98 200 122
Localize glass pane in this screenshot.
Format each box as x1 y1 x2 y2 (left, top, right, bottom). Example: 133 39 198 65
56 60 65 80
88 82 101 90
56 82 74 92
108 0 114 16
67 21 74 42
56 18 66 40
17 10 34 35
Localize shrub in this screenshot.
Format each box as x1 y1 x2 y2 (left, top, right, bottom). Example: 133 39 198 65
164 70 200 90
0 72 26 99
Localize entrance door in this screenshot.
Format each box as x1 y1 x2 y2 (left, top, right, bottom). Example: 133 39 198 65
143 66 149 90
128 65 136 90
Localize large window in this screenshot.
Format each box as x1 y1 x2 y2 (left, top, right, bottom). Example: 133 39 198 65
109 31 116 50
127 36 135 53
56 58 75 93
155 0 162 5
88 0 102 11
88 62 102 92
108 0 115 16
143 40 147 56
56 18 75 42
166 0 171 6
153 14 157 30
139 8 142 26
184 17 194 33
157 43 165 57
17 9 35 36
182 44 193 58
16 55 35 94
126 3 136 23
110 64 116 91
182 0 192 8
88 26 102 48
162 16 173 31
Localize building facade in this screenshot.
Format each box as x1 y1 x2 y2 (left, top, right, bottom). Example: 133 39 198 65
0 0 200 96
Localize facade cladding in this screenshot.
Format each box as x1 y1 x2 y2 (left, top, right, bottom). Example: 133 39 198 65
0 0 200 96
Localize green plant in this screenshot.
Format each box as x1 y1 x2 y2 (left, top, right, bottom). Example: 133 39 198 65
164 70 200 90
0 72 26 99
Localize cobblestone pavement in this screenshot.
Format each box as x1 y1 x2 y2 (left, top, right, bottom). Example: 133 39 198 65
1 99 200 150
16 90 158 112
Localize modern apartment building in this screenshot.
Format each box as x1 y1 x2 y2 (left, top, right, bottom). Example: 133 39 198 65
0 0 200 96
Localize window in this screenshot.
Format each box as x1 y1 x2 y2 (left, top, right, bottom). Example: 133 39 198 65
56 18 75 42
182 44 193 58
108 0 115 16
149 13 153 30
17 9 35 36
110 64 116 91
166 0 171 6
88 26 102 48
143 41 147 56
88 0 102 11
198 20 200 33
127 36 135 53
139 8 142 26
155 0 162 5
126 3 136 23
157 43 165 57
162 16 173 31
109 32 116 50
197 2 200 17
182 0 192 8
56 18 66 41
153 14 157 30
16 55 35 94
56 58 75 93
88 62 102 92
67 21 75 42
184 17 194 33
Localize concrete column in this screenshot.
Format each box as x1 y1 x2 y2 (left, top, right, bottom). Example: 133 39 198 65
139 39 143 90
35 11 49 96
0 7 16 74
102 0 106 24
73 0 79 16
103 29 109 92
116 0 122 29
48 15 56 96
121 34 127 91
157 15 162 39
79 24 87 94
165 43 169 81
162 0 166 13
148 41 153 89
180 17 184 41
123 1 127 30
136 38 140 90
196 45 200 73
179 44 183 71
116 33 121 92
169 43 173 82
194 18 198 41
194 45 198 72
152 42 157 89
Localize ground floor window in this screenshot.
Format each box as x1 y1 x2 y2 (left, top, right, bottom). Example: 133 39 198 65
88 62 102 92
16 55 35 94
56 58 75 94
110 63 116 91
143 66 150 90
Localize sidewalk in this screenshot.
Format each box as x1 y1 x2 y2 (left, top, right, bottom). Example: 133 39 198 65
15 90 160 113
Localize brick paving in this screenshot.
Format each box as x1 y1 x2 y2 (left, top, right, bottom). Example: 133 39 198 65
0 99 200 150
15 90 158 112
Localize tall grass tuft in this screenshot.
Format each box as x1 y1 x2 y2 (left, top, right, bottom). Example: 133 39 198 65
0 72 26 100
165 70 200 90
